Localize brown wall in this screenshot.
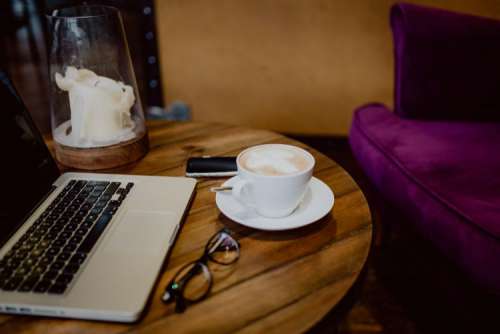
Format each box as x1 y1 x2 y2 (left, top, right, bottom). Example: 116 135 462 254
155 0 500 135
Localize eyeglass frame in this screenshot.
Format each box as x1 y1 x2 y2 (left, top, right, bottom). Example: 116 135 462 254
161 228 240 312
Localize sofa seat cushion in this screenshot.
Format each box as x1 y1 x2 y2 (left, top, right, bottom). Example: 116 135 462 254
349 103 500 293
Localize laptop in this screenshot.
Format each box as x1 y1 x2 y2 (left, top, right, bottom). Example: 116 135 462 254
0 71 196 322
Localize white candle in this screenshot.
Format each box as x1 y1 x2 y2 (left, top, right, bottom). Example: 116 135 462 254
55 66 135 145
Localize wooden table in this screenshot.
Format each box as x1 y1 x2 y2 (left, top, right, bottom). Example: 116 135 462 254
2 121 372 333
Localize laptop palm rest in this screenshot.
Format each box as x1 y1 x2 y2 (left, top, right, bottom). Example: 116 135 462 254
66 210 178 315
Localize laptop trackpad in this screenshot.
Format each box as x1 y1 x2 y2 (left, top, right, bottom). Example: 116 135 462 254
103 210 177 255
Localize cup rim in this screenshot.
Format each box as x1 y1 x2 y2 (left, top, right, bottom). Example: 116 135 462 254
46 5 120 20
237 144 315 178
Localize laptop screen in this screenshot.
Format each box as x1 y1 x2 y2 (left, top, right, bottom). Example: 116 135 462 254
0 71 60 248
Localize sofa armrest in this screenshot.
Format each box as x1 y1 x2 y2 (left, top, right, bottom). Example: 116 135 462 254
391 3 500 121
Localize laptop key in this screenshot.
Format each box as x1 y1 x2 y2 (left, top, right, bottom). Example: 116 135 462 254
63 263 80 275
19 243 35 253
18 278 38 292
110 181 121 189
75 210 88 218
81 220 94 229
70 235 82 244
15 266 30 276
29 235 41 244
86 213 98 222
59 231 72 239
86 197 99 205
62 212 74 219
41 253 54 262
30 248 44 258
48 282 68 294
12 253 26 262
71 216 84 224
89 208 102 216
95 181 110 187
52 239 65 247
78 214 113 253
46 247 61 256
74 197 86 205
56 273 73 285
33 243 49 253
63 244 78 253
23 257 37 268
103 205 118 216
75 227 88 236
44 270 59 280
65 223 79 231
57 252 72 262
51 261 65 270
70 253 86 265
56 217 69 225
3 277 23 291
104 187 119 196
74 180 87 188
100 194 112 202
45 231 59 240
0 270 13 280
5 261 21 271
32 265 47 276
39 222 53 229
0 277 10 289
33 280 52 293
39 239 51 248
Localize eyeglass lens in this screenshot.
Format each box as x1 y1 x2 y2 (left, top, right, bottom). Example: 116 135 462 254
206 231 240 265
173 261 212 302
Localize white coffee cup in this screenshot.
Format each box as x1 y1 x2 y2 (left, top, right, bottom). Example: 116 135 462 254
233 144 315 218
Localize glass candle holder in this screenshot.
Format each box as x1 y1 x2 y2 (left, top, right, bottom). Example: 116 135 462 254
47 5 148 169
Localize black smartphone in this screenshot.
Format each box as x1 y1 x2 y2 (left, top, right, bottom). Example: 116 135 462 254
185 157 237 177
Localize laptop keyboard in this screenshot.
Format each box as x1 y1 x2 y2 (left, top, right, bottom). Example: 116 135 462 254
0 179 134 294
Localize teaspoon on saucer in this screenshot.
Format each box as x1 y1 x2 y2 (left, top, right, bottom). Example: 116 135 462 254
210 186 233 192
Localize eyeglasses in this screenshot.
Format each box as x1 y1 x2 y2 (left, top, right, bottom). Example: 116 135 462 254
161 228 240 312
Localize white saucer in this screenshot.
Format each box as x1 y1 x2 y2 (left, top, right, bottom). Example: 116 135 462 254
215 176 334 231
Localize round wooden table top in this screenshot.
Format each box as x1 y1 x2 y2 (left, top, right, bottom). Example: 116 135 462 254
4 121 372 333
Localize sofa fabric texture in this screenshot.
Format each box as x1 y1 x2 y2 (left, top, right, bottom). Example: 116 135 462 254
391 3 500 121
350 2 500 294
350 105 500 293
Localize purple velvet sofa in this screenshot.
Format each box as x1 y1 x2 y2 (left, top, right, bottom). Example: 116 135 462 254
349 2 500 295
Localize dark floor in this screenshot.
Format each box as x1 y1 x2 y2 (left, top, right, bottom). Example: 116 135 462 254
293 135 500 334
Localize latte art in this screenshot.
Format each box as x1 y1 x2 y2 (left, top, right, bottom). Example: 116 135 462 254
239 146 311 176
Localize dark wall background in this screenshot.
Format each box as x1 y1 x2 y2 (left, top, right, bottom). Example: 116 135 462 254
0 0 163 134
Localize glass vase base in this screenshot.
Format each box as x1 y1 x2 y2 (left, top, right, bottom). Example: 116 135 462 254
54 132 149 170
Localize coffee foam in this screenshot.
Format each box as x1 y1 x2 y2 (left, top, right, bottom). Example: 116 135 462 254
240 146 311 176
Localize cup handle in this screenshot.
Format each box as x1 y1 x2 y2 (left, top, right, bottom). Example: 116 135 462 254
232 179 256 208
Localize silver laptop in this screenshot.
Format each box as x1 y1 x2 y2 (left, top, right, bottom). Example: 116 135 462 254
0 71 196 322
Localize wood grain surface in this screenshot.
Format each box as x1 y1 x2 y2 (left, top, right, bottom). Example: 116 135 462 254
3 121 372 333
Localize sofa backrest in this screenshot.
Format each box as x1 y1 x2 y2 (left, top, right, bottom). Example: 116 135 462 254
391 2 500 121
